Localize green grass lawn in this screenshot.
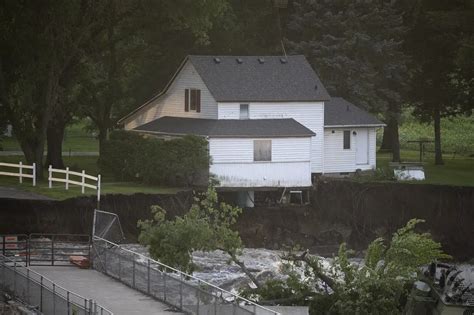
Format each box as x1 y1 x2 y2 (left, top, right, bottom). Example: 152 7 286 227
1 149 472 201
1 122 99 152
0 155 184 200
376 150 474 187
0 176 184 199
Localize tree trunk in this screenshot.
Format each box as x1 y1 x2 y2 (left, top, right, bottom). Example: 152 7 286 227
433 104 444 165
380 125 393 151
390 117 401 162
384 103 401 162
19 139 45 180
98 126 108 157
227 250 262 289
45 118 66 169
383 116 401 162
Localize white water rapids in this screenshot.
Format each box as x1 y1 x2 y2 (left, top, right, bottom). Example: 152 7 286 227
122 244 338 293
122 243 474 301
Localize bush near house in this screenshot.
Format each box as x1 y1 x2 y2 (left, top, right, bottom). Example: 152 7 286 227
99 131 209 186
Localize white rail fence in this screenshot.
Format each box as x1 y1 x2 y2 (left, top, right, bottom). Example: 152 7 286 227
48 165 101 201
0 162 36 186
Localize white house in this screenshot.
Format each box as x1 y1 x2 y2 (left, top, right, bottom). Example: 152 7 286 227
120 55 384 199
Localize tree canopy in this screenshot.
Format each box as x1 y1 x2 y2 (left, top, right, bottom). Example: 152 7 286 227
286 0 411 161
1 0 471 172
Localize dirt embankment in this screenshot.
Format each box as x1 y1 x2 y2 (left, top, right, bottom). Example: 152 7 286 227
0 192 191 238
236 180 474 260
0 181 473 260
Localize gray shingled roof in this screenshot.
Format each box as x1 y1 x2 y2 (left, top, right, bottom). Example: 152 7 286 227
188 55 331 102
325 97 385 127
134 116 315 138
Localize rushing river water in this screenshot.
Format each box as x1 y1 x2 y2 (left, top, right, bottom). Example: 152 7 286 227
122 243 474 300
122 244 340 293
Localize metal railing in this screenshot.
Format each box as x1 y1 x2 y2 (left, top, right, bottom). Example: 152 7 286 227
0 161 36 186
1 234 29 266
0 254 113 315
28 234 91 267
92 237 279 315
48 165 101 202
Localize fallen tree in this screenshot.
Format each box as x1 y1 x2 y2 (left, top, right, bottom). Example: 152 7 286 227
137 182 262 288
242 219 451 314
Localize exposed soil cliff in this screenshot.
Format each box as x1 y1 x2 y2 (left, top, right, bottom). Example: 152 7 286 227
237 180 474 260
0 180 472 260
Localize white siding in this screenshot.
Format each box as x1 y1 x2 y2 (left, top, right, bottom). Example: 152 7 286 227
323 127 377 173
209 137 312 187
218 102 325 173
368 128 377 167
124 61 217 130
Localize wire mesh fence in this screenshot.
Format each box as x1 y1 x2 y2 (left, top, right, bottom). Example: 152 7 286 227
92 210 125 244
0 254 113 315
92 237 279 315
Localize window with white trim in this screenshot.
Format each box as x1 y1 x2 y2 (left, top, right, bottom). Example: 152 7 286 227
240 104 249 119
254 140 272 161
184 88 201 112
343 130 351 149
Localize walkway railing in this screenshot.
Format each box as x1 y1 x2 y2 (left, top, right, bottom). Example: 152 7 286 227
92 236 279 315
0 234 28 266
0 254 113 315
48 165 101 202
28 234 91 266
0 161 36 186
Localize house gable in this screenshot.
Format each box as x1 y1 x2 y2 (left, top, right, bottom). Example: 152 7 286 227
123 60 217 130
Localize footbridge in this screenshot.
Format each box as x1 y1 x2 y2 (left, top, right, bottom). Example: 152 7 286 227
0 211 280 315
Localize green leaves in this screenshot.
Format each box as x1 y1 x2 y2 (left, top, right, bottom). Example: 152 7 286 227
287 0 410 115
138 182 243 274
248 218 450 314
331 219 450 314
100 132 209 186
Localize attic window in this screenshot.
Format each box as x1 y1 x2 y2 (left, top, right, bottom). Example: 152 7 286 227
184 88 201 112
213 57 221 64
236 58 243 64
280 58 287 64
258 58 265 64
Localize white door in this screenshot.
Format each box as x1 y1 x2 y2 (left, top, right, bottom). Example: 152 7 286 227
356 129 369 165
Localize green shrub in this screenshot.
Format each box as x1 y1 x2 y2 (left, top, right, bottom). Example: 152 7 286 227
100 131 209 186
99 130 148 181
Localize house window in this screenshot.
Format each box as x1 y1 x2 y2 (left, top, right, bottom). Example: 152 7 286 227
343 130 351 149
254 140 272 161
240 104 249 119
184 89 201 112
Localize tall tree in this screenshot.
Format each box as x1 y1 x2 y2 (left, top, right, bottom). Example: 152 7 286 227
407 0 474 165
286 0 411 161
78 0 229 154
0 1 106 177
205 0 285 55
45 60 83 168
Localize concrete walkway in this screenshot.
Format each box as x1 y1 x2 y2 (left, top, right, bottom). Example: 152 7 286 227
31 266 182 315
0 187 52 200
0 151 99 156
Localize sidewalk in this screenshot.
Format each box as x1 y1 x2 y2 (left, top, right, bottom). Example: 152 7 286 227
31 266 182 315
0 187 52 200
0 151 99 156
